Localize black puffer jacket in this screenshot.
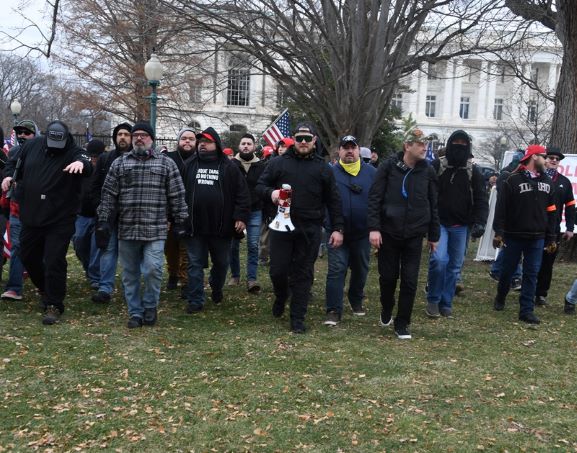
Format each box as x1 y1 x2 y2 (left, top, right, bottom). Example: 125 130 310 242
367 152 440 241
255 147 344 231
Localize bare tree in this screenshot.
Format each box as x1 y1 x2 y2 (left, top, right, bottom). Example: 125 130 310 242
505 0 577 152
159 0 522 147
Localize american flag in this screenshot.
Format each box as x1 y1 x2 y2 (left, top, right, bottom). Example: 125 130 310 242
262 109 290 147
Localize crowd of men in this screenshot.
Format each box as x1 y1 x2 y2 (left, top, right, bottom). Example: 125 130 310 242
0 118 575 339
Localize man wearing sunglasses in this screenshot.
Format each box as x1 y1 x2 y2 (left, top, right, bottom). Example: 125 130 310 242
256 122 344 334
1 119 39 303
492 145 558 324
535 147 575 311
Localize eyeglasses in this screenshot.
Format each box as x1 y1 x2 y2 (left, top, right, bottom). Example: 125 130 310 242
546 156 560 161
132 133 150 139
294 135 314 143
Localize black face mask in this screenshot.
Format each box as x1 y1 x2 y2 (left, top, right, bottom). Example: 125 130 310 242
447 144 469 167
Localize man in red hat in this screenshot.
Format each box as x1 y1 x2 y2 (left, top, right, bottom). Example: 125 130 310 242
534 146 575 309
492 144 558 324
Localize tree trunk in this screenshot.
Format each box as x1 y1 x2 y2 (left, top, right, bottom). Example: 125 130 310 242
549 0 577 151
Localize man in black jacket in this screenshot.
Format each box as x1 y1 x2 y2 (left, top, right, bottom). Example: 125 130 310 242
535 146 575 308
9 120 93 324
256 122 344 333
228 133 267 293
492 145 557 324
368 126 440 340
182 127 250 313
164 127 196 293
426 130 488 318
89 122 132 304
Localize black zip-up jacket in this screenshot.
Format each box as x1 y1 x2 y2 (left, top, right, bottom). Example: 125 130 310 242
183 153 250 237
15 135 93 227
166 149 194 176
255 147 344 231
549 171 576 234
432 160 488 226
367 152 440 241
493 169 557 242
232 157 267 212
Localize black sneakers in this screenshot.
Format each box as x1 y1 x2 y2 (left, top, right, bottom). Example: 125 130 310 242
519 312 540 324
91 291 111 304
394 325 412 340
564 298 575 315
425 302 440 318
511 278 522 291
186 303 203 314
127 316 143 328
323 311 339 326
143 307 157 326
351 305 366 316
534 296 547 307
211 290 223 305
379 311 393 327
42 305 61 325
291 320 306 334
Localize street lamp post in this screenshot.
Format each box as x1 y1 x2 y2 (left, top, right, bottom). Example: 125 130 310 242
10 99 22 125
144 53 164 136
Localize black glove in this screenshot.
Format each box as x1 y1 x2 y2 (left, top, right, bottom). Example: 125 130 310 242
95 221 111 249
172 221 190 240
470 223 485 239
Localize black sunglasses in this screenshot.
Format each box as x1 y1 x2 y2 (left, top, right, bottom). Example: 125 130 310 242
294 135 314 143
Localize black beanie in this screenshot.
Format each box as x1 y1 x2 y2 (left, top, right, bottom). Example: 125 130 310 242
112 122 132 145
132 121 155 140
86 139 105 157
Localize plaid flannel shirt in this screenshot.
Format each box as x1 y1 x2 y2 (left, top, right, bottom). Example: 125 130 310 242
98 149 187 241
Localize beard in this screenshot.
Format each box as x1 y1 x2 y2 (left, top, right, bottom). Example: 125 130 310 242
133 142 152 157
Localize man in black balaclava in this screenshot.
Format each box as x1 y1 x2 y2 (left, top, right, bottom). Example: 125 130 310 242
426 130 488 319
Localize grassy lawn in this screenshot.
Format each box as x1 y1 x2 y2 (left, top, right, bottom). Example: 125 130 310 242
1 243 577 452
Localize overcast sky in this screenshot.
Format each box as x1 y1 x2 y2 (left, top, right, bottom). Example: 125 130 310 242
0 0 53 55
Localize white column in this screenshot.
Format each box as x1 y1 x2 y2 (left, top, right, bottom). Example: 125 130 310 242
452 60 463 120
442 60 454 120
407 71 419 118
417 63 429 120
476 61 488 122
547 63 558 92
486 62 497 121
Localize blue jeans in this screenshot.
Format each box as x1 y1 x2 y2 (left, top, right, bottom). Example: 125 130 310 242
118 239 165 319
229 210 261 281
98 226 118 295
491 248 522 280
73 215 101 284
496 236 544 316
325 237 370 315
427 225 468 310
186 235 231 308
565 279 577 305
5 215 24 295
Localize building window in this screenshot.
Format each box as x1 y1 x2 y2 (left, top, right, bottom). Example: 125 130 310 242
459 96 470 119
528 99 538 123
188 78 203 104
391 93 403 112
425 95 436 118
427 64 439 80
230 124 247 133
493 98 503 121
226 62 250 106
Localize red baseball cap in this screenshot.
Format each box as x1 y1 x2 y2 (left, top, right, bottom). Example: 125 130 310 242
277 137 294 148
520 144 547 162
223 147 233 156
